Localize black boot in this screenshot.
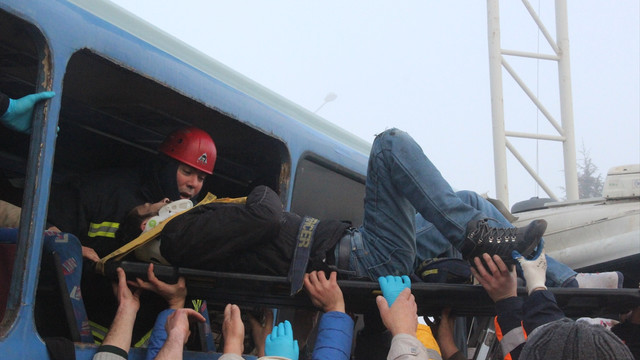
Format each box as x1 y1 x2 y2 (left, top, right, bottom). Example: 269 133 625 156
461 219 547 265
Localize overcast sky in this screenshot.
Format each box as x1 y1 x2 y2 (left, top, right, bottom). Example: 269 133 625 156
108 0 639 208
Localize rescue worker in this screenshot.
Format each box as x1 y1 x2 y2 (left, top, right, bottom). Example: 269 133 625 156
1 91 216 259
1 91 217 342
47 126 217 259
44 126 215 343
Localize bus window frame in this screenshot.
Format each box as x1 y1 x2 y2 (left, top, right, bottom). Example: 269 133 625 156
0 8 57 337
291 153 366 225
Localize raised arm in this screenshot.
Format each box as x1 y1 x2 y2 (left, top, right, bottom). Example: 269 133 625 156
377 287 441 360
0 91 55 133
304 271 353 360
93 268 141 360
154 308 205 360
513 251 565 333
129 264 187 360
222 304 245 357
130 263 186 309
471 254 523 360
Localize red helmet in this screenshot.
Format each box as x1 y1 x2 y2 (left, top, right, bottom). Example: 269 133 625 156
158 127 216 174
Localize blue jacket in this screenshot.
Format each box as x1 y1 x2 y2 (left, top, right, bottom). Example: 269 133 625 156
145 309 175 360
312 312 354 360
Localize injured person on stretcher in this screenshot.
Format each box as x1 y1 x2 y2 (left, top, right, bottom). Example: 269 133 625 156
124 183 546 281
114 128 548 283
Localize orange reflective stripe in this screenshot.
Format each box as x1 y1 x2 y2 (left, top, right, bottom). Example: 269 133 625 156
494 316 503 339
494 316 528 360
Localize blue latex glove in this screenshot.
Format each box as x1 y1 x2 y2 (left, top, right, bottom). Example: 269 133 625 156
378 275 411 307
1 91 55 133
265 320 299 360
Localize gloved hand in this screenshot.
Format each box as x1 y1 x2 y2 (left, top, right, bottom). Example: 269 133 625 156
265 320 299 360
1 91 55 133
513 250 547 295
378 275 411 307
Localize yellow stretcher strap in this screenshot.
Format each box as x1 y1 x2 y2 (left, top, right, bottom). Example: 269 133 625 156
96 193 246 274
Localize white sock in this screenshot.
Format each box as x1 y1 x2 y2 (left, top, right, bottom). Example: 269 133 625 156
575 271 623 289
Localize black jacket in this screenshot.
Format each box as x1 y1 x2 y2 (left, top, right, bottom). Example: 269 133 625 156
160 185 348 276
612 321 640 359
47 162 174 257
494 290 565 360
0 92 9 115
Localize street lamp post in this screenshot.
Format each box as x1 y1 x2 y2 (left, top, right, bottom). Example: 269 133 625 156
313 92 337 113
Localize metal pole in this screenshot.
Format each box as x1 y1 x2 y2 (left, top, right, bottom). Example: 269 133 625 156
487 0 509 205
556 0 579 200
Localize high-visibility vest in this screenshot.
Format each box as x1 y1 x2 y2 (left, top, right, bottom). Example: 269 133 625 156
494 316 527 360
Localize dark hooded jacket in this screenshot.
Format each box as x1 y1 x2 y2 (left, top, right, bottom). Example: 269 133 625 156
47 160 180 258
0 92 9 115
159 185 348 276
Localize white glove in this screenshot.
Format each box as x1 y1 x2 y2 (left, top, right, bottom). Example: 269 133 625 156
514 251 547 295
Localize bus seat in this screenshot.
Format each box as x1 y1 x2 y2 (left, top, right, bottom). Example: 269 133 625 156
34 250 84 342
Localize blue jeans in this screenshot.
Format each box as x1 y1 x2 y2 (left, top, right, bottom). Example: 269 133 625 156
347 128 483 279
413 191 576 287
344 128 576 286
0 228 92 342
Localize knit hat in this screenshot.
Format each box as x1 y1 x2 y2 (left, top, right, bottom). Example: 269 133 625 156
520 318 634 360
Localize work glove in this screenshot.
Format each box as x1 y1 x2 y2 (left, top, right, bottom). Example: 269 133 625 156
265 320 299 360
513 249 547 295
378 275 411 307
1 91 55 133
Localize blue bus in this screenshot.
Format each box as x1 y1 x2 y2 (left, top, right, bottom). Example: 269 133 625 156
2 1 638 359
0 0 370 358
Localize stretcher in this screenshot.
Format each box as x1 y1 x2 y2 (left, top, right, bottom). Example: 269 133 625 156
105 260 640 317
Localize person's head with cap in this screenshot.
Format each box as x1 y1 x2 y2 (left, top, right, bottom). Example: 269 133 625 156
156 126 216 201
520 318 634 360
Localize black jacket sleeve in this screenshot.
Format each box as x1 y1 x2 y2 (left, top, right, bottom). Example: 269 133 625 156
0 92 9 116
522 290 565 334
159 185 283 270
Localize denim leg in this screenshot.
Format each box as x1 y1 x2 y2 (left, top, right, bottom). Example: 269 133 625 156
545 256 577 287
455 190 506 224
356 129 482 278
455 190 577 287
414 213 454 266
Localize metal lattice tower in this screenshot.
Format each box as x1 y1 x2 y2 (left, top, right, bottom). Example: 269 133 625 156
487 0 579 206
